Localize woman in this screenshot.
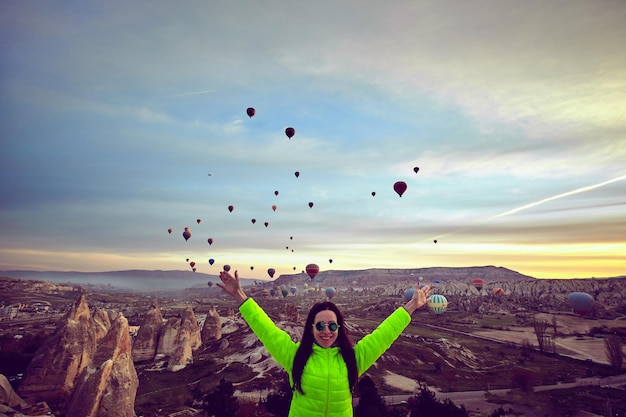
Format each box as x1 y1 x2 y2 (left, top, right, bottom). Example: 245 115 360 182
217 270 430 417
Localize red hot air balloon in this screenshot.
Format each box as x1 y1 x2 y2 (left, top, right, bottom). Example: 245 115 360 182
285 127 295 139
207 238 214 245
272 205 277 212
294 171 300 178
393 181 407 197
306 263 319 280
308 202 314 208
190 261 196 268
228 205 234 213
183 227 191 241
267 268 275 278
246 107 256 118
471 278 484 291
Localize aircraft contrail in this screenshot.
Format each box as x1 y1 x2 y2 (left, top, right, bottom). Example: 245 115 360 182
169 89 217 97
430 173 626 242
487 173 626 221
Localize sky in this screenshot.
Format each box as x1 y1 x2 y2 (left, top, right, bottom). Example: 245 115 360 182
1 1 625 280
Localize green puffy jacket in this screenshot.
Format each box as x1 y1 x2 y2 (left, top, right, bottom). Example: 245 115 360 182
239 298 411 417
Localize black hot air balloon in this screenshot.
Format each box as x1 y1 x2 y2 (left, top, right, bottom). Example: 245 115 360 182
223 265 231 272
308 202 314 208
168 228 172 234
267 268 275 278
264 222 269 227
371 192 376 197
413 166 420 173
228 205 234 213
285 127 295 139
183 227 191 241
274 190 279 196
246 107 256 118
393 181 407 197
207 238 214 245
294 171 300 178
208 258 214 265
251 218 256 224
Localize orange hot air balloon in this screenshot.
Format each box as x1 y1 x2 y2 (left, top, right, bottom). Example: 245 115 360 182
228 205 234 213
306 263 319 280
272 205 277 212
492 287 505 296
393 181 407 197
285 127 295 139
183 227 191 241
246 107 256 118
207 238 214 245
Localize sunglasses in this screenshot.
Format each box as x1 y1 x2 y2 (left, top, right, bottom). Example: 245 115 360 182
314 321 340 332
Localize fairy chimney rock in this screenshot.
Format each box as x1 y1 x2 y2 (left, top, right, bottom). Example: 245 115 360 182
201 306 222 343
65 313 138 417
132 303 164 362
156 307 201 371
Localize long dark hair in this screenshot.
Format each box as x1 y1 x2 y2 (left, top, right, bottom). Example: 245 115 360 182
292 301 357 394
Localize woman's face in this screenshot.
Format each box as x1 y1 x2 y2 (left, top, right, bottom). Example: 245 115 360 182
312 310 339 348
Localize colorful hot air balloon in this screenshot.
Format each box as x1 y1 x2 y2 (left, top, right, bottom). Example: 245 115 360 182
325 287 336 299
183 227 191 241
393 181 407 197
306 263 319 280
208 258 214 265
246 107 256 118
223 265 231 272
492 287 505 296
228 205 234 213
568 292 594 316
285 127 295 139
267 268 275 278
471 278 484 291
428 294 448 315
207 238 214 245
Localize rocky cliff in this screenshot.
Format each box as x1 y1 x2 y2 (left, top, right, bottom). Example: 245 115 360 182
132 302 164 362
201 305 222 343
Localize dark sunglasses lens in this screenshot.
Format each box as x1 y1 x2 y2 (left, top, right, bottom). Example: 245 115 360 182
328 322 338 332
315 321 339 332
315 322 325 331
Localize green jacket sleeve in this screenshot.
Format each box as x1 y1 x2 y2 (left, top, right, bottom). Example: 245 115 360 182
354 306 411 376
238 298 299 373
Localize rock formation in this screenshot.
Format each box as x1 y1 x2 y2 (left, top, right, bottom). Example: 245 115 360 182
284 303 300 323
65 313 138 417
0 374 28 408
132 302 164 362
18 295 98 409
201 305 222 343
156 307 201 371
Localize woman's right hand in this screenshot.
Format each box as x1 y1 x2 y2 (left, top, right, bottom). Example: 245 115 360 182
217 270 248 304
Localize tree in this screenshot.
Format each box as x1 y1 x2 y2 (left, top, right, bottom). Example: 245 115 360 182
605 334 624 370
533 319 550 352
203 378 239 417
354 375 387 417
407 384 468 417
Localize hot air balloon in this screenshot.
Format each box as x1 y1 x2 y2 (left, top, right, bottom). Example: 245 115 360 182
270 289 276 297
190 261 196 268
428 294 448 315
196 219 201 224
294 171 300 178
192 267 196 272
325 287 336 300
433 280 441 284
207 238 214 245
328 259 333 264
207 281 213 287
264 222 269 227
434 239 438 244
183 227 191 241
306 263 319 280
228 205 234 213
267 268 275 278
285 127 295 139
246 107 256 118
281 287 289 298
568 292 594 316
492 287 505 296
371 191 376 197
403 288 415 303
223 265 231 272
471 278 484 291
308 202 314 208
272 205 277 212
274 190 279 196
208 258 214 265
168 228 172 234
290 285 297 295
251 218 256 224
393 181 407 197
261 289 270 297
250 266 254 270
413 167 420 173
